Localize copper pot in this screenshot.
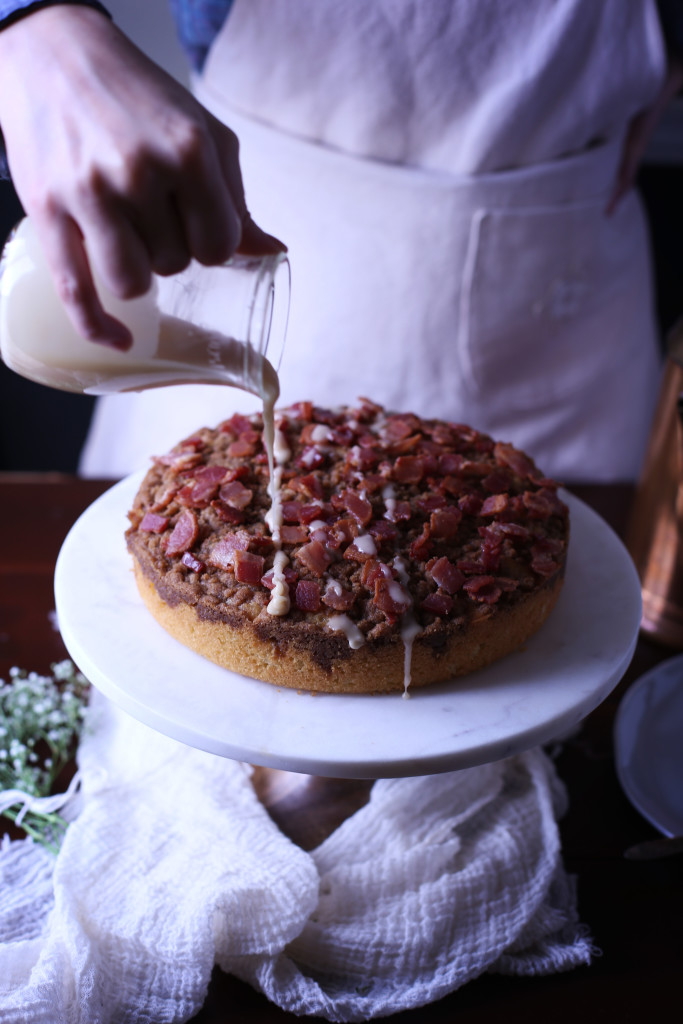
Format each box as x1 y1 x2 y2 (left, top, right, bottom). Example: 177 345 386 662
627 318 683 647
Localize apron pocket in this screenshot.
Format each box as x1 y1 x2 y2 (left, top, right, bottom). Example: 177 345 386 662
457 199 636 411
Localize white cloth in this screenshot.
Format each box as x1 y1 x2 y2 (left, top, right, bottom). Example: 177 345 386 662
80 0 665 484
0 692 593 1023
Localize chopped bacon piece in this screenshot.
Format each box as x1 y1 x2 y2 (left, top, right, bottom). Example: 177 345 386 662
294 540 332 576
480 493 509 516
458 493 483 515
356 396 384 416
414 494 447 514
427 556 464 594
149 484 179 513
349 445 381 472
463 575 502 605
233 550 265 585
359 472 384 493
289 400 313 420
330 426 355 446
438 452 464 475
299 502 330 525
312 405 342 425
494 441 536 480
361 558 392 588
261 566 299 590
389 434 422 455
421 592 453 616
322 579 356 611
221 465 250 483
482 470 513 494
194 465 228 485
384 499 412 523
329 517 359 545
301 422 332 445
280 524 309 544
428 423 457 446
220 412 254 436
523 488 566 519
382 416 414 441
457 559 485 574
367 520 399 546
531 535 565 555
181 551 205 573
249 533 274 555
430 507 462 540
164 510 198 556
409 523 432 561
153 450 203 472
478 526 502 572
289 473 324 500
309 525 332 545
295 579 321 612
440 475 464 497
392 456 424 484
139 512 168 533
338 489 373 526
281 501 305 523
343 536 377 563
460 459 491 478
228 438 257 458
295 446 327 470
188 477 221 505
373 577 412 620
210 500 246 525
530 547 562 577
486 521 530 540
207 532 250 570
218 480 253 509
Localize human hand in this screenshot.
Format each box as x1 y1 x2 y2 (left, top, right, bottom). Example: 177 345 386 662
606 58 683 216
0 5 285 350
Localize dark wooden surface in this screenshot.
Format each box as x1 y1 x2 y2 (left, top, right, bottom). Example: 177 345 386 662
1 474 681 1023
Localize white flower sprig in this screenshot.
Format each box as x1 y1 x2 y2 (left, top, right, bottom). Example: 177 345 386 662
0 661 89 852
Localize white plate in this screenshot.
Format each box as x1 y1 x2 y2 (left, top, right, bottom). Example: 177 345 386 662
614 654 683 836
55 474 641 779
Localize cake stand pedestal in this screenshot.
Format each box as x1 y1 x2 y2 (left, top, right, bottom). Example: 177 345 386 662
54 474 641 782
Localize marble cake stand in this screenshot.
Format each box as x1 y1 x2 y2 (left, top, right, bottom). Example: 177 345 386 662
54 474 641 779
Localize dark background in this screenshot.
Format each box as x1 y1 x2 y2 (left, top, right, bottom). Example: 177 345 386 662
0 180 97 473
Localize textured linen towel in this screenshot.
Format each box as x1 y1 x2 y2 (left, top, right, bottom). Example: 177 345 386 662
0 690 593 1023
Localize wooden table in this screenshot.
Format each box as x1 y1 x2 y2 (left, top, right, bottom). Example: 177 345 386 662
1 474 681 1023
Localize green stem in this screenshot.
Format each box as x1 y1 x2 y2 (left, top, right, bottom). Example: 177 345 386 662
1 805 67 854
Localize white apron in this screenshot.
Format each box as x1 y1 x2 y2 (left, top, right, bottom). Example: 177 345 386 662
80 0 666 482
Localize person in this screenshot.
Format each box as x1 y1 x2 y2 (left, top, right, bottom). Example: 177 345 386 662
0 0 680 482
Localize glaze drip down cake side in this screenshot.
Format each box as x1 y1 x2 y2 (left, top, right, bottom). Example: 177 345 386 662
125 399 569 694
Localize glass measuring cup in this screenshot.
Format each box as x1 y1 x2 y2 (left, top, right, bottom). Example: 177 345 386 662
0 217 289 398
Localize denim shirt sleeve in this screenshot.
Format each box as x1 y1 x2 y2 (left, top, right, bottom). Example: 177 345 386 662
0 0 109 29
168 0 234 72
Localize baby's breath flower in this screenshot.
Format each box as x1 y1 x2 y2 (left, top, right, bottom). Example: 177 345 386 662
0 661 90 852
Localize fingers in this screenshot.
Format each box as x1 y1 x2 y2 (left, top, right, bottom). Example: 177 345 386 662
238 212 288 256
35 211 133 350
33 115 285 351
203 113 287 258
174 115 242 265
131 194 191 278
605 112 649 217
607 59 683 216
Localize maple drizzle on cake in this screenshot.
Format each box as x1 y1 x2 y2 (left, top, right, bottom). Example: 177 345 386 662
129 399 568 694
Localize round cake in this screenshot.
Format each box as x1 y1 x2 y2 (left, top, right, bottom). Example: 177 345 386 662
126 399 569 694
